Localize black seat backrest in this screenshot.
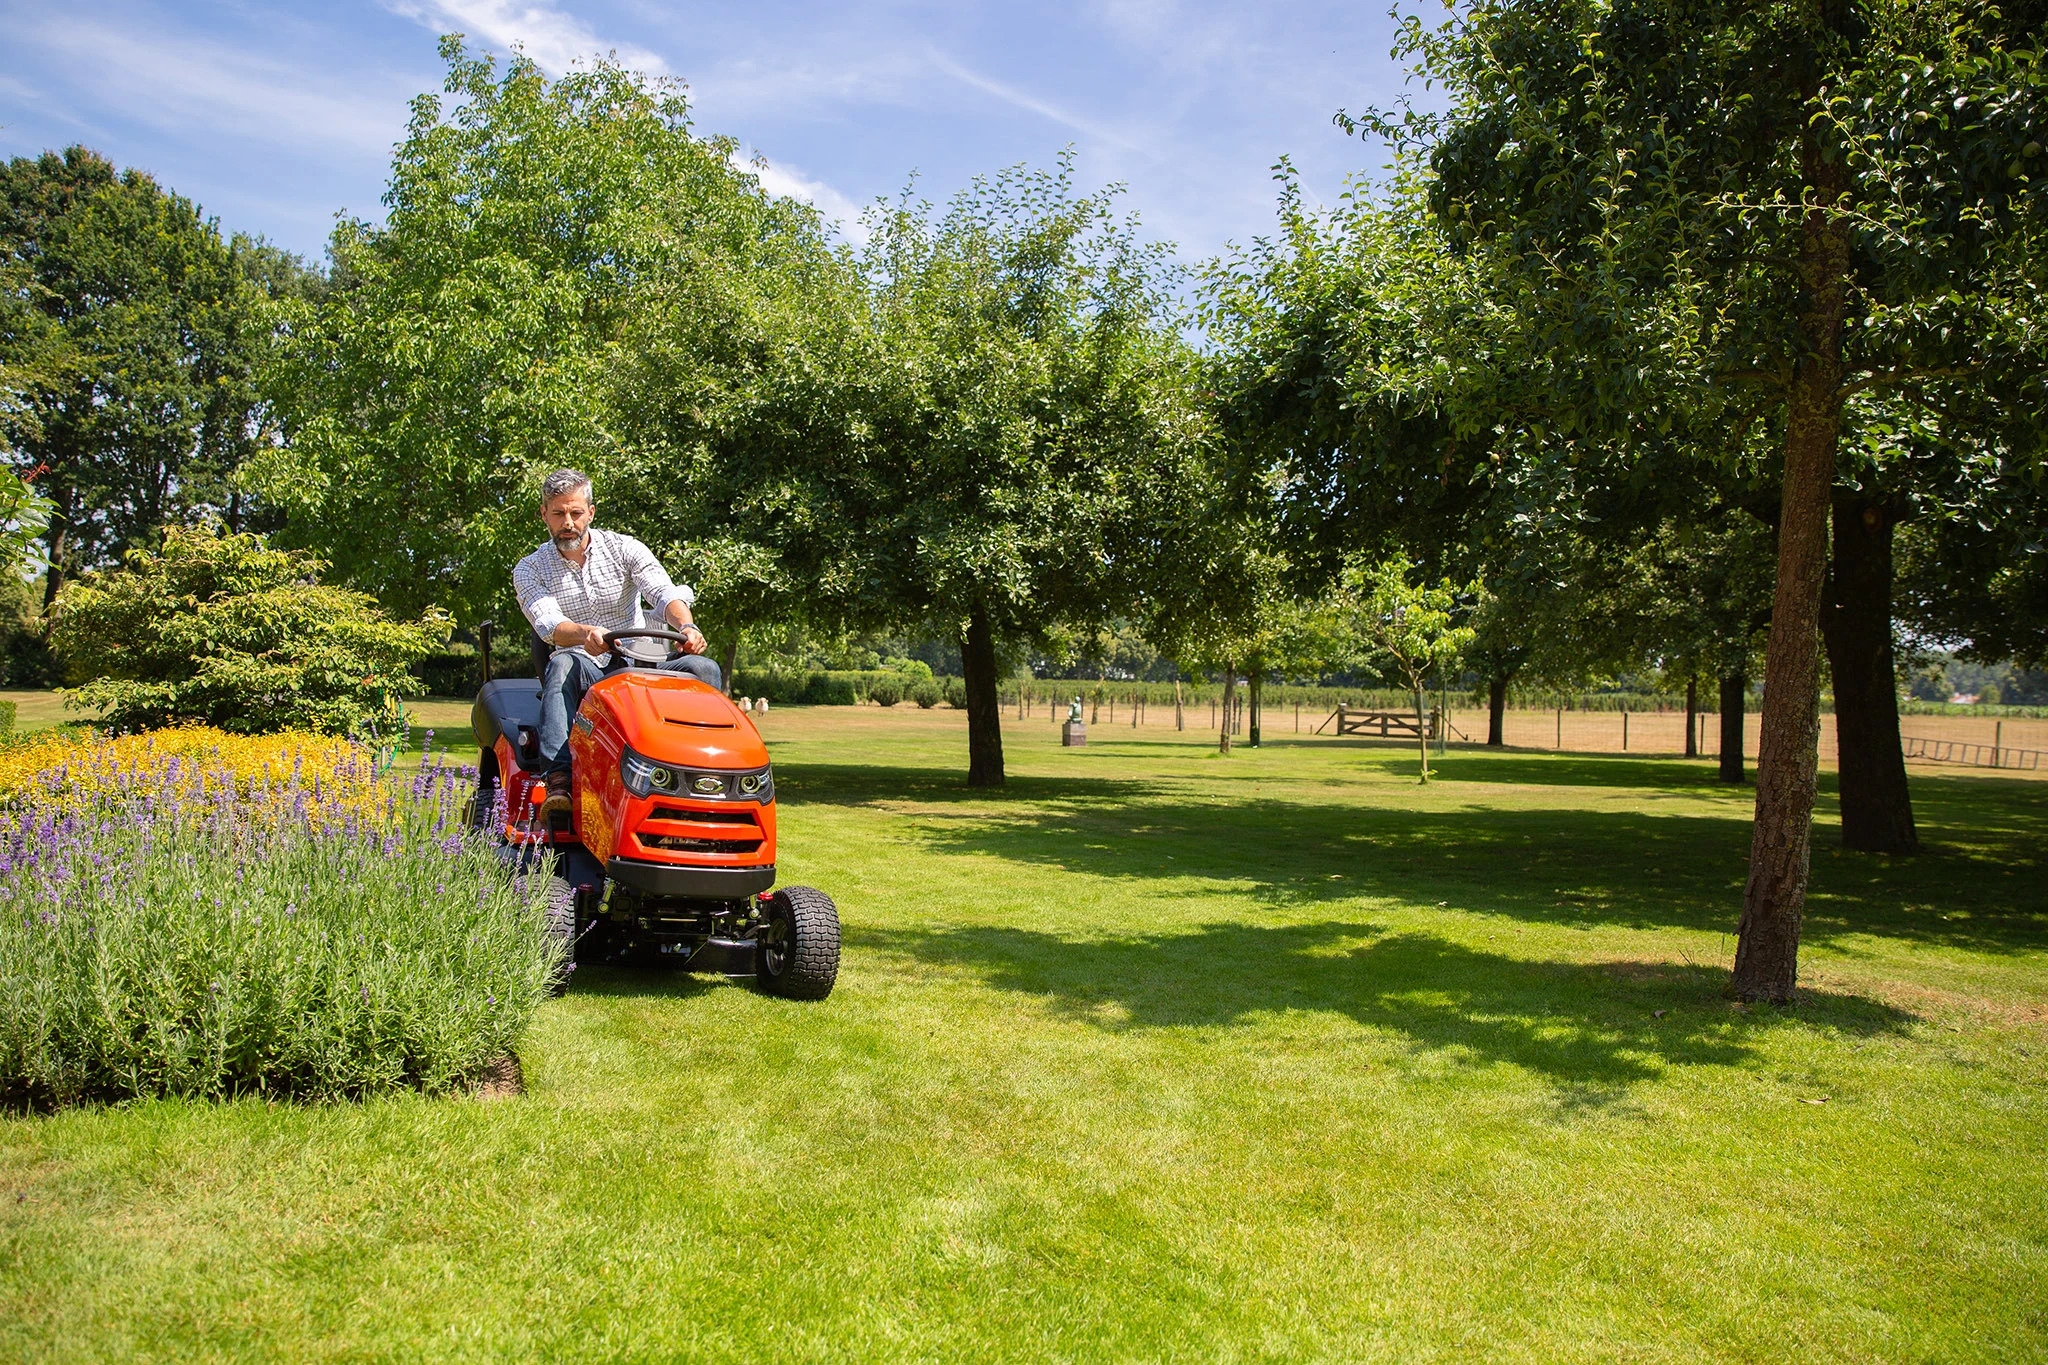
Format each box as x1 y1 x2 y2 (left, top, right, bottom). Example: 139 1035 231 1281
473 678 546 764
530 628 553 677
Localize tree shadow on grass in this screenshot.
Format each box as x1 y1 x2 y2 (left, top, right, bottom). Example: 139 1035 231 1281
563 964 729 1000
778 759 2047 955
860 920 1915 1100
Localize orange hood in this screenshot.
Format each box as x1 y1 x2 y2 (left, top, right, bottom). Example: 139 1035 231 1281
584 672 768 770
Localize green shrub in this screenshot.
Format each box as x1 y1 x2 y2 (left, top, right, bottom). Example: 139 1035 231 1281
0 753 557 1107
944 678 967 708
867 677 904 708
0 576 55 687
731 669 902 706
911 680 942 709
50 525 450 736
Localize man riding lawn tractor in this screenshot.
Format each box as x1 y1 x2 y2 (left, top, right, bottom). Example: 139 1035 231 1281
469 468 841 998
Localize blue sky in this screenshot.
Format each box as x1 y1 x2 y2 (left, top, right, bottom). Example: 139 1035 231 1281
0 1 1424 266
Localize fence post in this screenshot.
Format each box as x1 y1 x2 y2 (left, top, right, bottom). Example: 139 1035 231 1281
1995 720 2003 768
1556 708 1563 750
1622 708 1629 751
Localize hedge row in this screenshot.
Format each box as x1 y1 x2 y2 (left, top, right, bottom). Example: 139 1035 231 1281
1896 700 2048 719
731 669 962 708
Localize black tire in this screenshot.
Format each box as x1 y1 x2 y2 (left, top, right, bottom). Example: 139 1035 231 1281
465 751 501 832
527 874 577 995
462 777 496 831
755 886 839 1000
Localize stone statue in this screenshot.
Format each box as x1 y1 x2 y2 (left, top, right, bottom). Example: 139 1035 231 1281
1068 696 1084 725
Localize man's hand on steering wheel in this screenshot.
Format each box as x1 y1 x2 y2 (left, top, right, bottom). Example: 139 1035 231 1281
662 606 705 655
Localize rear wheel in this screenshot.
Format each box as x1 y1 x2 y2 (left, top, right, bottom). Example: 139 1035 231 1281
465 752 501 831
755 887 839 1000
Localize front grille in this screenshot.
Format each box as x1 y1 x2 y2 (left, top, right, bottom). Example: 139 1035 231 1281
641 833 764 855
648 805 758 825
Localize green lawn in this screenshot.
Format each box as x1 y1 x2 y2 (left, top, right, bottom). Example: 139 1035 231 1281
3 708 2044 1362
0 689 94 733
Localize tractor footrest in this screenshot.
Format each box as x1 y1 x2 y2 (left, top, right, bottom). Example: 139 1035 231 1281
690 937 758 974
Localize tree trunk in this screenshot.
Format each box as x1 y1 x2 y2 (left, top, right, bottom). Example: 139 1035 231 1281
1218 664 1234 754
1175 680 1184 731
1248 667 1262 747
1685 676 1699 758
1487 673 1508 747
719 636 739 697
1733 113 1851 1004
1822 494 1918 854
1414 684 1431 782
40 481 75 614
1719 672 1747 783
962 607 1004 787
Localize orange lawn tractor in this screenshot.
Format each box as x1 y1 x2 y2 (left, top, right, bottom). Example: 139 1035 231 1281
469 628 839 999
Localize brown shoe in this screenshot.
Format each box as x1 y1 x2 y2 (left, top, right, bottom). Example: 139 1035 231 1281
541 770 572 816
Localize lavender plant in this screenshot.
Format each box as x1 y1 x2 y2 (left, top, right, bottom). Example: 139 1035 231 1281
0 745 557 1107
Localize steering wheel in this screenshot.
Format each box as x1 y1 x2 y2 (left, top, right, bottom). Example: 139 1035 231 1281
601 627 699 669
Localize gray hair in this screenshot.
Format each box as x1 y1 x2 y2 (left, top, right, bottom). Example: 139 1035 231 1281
540 468 593 506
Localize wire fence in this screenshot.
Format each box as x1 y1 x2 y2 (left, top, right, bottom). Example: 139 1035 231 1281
1002 692 2048 778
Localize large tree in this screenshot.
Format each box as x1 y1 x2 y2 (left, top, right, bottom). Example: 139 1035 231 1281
0 147 305 606
262 41 817 629
660 158 1209 786
1383 0 2047 1000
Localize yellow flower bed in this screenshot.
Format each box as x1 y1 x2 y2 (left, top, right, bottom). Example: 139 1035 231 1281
0 727 381 814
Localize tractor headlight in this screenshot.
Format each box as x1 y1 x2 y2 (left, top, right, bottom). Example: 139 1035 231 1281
620 748 674 798
621 751 772 802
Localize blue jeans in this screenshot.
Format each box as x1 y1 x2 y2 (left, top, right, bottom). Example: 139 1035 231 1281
537 649 725 773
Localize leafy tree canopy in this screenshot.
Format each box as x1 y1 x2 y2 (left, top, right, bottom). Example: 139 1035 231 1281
0 146 315 607
261 39 823 626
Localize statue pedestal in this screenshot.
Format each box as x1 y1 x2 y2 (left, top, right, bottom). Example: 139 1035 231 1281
1062 720 1087 747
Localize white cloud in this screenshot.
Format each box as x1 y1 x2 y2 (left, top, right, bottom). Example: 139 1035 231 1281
10 15 406 157
383 0 669 76
687 51 918 121
734 151 870 244
923 48 1144 154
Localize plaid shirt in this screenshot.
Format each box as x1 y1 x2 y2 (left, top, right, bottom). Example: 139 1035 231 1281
513 527 695 661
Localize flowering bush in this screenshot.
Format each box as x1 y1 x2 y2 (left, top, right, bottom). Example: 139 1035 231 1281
0 735 557 1107
0 726 366 810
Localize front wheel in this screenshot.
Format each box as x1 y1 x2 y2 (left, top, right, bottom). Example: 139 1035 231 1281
755 887 840 1000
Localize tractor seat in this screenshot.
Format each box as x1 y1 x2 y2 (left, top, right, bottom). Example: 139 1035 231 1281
473 678 546 764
